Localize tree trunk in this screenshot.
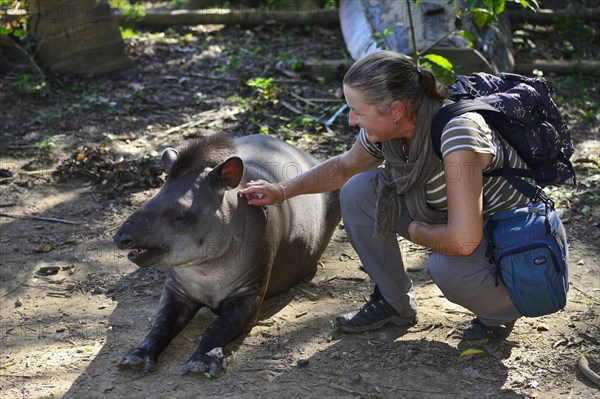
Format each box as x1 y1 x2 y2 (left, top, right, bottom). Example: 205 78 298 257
28 0 130 76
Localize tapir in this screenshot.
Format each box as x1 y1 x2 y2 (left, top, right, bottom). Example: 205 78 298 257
112 133 340 377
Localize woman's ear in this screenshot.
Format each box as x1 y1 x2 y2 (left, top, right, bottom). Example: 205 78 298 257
391 100 407 120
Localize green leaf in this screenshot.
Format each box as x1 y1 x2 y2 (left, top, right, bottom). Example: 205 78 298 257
516 0 538 10
457 30 475 46
423 54 454 72
493 0 505 14
13 29 26 37
459 348 485 357
383 24 395 37
473 7 496 29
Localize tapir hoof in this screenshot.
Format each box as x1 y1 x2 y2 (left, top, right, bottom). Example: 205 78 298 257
118 347 158 373
181 347 226 378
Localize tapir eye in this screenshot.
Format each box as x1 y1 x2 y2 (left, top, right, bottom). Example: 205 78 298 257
174 212 193 224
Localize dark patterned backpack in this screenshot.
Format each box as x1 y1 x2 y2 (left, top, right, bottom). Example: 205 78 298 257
431 72 575 201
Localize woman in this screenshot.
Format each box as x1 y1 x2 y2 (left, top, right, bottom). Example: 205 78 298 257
239 50 530 341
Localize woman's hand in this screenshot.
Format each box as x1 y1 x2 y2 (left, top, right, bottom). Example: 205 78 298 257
239 180 286 206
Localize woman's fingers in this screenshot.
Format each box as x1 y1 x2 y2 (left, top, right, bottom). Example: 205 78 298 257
239 180 280 206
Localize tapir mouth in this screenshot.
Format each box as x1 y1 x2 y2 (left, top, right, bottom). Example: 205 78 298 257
127 247 166 266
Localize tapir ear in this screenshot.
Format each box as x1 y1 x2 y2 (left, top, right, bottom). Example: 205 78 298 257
212 156 244 190
161 148 179 174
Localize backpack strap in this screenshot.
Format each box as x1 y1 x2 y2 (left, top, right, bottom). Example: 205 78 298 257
432 98 537 180
431 98 549 205
494 138 555 208
431 97 499 160
493 138 540 201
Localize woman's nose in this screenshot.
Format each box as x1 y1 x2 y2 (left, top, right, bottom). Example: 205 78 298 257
348 111 358 126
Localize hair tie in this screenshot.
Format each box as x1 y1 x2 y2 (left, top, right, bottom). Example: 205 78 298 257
415 67 424 84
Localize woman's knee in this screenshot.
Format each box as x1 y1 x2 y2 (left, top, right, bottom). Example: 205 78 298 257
427 256 458 293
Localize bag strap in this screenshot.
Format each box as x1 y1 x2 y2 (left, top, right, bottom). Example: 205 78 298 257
494 138 555 209
484 219 501 287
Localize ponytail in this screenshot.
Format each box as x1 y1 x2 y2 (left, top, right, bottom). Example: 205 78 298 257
416 67 447 102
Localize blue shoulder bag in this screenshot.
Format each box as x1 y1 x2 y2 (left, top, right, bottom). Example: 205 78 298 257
484 201 569 317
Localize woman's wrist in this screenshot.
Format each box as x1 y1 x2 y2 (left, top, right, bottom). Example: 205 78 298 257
274 183 287 203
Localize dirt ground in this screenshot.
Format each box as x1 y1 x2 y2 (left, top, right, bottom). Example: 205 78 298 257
1 1 599 398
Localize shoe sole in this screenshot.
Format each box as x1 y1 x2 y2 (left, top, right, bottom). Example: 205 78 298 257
336 316 417 333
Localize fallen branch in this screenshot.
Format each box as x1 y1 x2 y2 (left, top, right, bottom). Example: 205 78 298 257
0 168 57 184
325 104 348 127
327 383 365 397
0 373 32 379
571 285 600 306
514 60 600 75
577 355 600 387
293 286 319 300
18 169 56 176
289 92 342 104
162 109 220 135
506 8 600 23
0 212 79 225
117 8 338 28
280 100 303 115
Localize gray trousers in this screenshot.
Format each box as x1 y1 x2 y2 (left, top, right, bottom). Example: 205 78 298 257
340 170 521 326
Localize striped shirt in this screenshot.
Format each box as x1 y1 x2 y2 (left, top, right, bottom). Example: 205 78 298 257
358 113 533 218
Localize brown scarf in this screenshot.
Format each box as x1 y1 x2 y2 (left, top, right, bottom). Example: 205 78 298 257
372 110 448 239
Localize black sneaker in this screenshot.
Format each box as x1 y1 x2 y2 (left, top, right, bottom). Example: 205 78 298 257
463 318 516 342
335 289 417 333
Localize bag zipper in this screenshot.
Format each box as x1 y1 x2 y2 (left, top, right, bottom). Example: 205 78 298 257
496 242 562 274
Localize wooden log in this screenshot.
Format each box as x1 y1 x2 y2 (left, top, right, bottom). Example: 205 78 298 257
301 58 600 80
116 8 338 28
506 8 600 23
513 60 600 75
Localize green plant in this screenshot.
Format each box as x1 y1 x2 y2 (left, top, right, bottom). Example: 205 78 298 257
216 53 240 72
37 136 59 152
108 0 145 23
119 27 141 39
13 73 47 96
246 77 275 100
169 0 187 7
259 125 270 135
276 52 304 70
555 16 596 41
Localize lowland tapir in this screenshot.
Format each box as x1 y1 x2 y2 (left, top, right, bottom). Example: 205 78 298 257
112 133 340 377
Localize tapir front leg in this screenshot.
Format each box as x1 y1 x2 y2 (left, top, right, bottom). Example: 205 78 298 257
119 287 200 373
181 292 262 377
